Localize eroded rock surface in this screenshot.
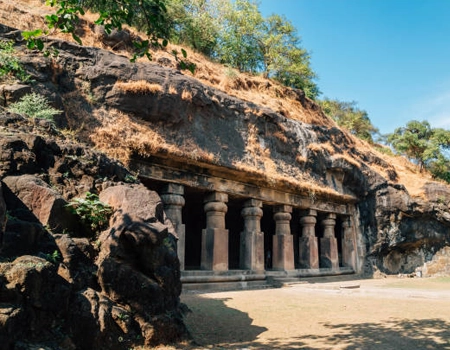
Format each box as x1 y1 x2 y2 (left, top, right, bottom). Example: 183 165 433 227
0 116 188 349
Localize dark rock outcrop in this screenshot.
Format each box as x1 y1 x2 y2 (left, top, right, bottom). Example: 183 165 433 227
0 115 188 348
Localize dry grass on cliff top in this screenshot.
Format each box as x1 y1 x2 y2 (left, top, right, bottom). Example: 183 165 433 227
3 0 447 199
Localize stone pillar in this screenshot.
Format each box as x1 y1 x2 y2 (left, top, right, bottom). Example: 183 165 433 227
320 213 339 270
272 205 295 271
341 217 356 269
160 184 186 270
201 192 229 271
240 199 264 272
299 210 319 269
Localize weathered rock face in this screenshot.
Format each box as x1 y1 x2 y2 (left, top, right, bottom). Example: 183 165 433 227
0 115 188 348
23 34 446 277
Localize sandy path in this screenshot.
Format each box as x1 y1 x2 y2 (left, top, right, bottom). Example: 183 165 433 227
177 277 450 349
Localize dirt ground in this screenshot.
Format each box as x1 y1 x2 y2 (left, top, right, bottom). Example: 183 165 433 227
163 276 450 349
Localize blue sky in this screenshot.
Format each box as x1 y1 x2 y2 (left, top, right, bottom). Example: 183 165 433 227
258 0 450 135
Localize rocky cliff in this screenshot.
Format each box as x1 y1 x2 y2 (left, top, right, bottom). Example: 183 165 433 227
0 12 450 349
0 39 189 348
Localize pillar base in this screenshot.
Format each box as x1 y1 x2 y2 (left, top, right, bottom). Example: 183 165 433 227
299 235 319 269
201 228 229 271
240 230 264 272
272 234 295 271
320 236 339 270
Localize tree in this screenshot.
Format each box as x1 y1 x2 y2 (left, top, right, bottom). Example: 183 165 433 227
319 98 378 142
215 0 264 72
166 0 222 56
260 14 319 99
387 120 450 178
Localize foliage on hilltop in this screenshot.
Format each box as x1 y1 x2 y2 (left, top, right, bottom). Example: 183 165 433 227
387 120 450 181
22 0 319 98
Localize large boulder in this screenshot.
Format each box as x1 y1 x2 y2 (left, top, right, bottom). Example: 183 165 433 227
0 256 71 349
97 184 186 347
2 175 78 233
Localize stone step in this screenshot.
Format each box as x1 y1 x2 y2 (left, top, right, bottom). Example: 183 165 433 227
182 279 271 293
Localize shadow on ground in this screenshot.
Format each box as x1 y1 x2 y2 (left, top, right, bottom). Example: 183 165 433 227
183 292 450 350
314 318 450 350
183 295 268 348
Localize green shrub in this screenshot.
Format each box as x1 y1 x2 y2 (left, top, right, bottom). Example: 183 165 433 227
7 93 61 122
66 192 113 236
0 40 30 83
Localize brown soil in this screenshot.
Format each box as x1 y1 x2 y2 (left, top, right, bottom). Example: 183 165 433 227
164 276 450 349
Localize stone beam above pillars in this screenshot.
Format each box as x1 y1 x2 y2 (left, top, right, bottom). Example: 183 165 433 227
272 205 295 271
201 192 229 271
160 184 186 270
320 213 339 270
240 199 264 272
135 161 353 214
299 209 319 269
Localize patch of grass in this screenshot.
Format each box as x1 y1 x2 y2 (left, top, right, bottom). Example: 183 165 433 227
0 40 30 83
115 80 162 94
7 93 61 122
66 192 113 236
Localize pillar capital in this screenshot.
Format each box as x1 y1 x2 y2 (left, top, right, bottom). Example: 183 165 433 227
160 194 185 207
161 183 184 196
204 201 228 214
243 199 262 208
241 206 263 219
302 209 317 217
300 215 317 226
273 204 292 214
326 213 337 220
204 191 228 203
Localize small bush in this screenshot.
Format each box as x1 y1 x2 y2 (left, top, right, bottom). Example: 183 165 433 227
66 192 113 236
7 93 61 122
0 40 30 83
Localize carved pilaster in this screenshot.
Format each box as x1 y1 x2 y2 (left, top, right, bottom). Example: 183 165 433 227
201 192 229 271
160 184 186 270
272 205 295 271
341 217 356 269
299 209 319 269
240 199 264 271
320 213 339 270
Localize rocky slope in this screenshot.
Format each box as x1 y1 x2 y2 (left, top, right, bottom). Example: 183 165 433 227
0 91 188 347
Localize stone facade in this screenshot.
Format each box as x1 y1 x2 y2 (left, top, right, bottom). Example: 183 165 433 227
153 168 360 278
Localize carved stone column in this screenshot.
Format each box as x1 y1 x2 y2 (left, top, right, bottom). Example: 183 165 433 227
320 213 339 270
299 209 319 269
341 217 356 269
201 192 229 271
272 205 295 271
160 184 186 270
240 199 264 272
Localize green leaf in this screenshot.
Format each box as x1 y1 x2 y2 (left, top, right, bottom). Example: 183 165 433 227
181 48 187 58
72 33 82 45
37 39 44 51
26 40 35 50
22 29 43 40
